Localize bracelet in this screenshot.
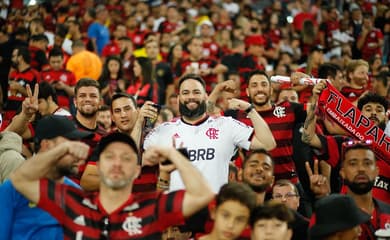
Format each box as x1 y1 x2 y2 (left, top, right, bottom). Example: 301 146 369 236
156 183 169 190
245 104 254 114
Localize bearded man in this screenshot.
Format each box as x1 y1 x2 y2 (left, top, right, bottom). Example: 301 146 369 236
143 74 275 193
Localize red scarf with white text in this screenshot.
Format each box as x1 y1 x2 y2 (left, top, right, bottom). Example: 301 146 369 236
318 82 390 164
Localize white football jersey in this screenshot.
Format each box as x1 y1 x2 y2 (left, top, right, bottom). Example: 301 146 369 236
143 116 253 192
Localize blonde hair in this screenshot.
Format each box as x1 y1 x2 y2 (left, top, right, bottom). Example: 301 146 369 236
346 59 369 82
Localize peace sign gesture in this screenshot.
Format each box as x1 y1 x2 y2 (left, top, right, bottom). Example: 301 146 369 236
305 160 330 198
22 84 39 118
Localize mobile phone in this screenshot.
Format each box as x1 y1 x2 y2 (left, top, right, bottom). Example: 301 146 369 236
177 148 189 159
144 103 162 130
151 103 162 112
161 159 172 165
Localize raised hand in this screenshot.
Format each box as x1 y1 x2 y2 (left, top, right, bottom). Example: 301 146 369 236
64 141 90 161
290 72 310 85
22 84 39 118
305 160 330 198
143 146 172 166
312 80 327 98
228 98 251 111
138 101 159 123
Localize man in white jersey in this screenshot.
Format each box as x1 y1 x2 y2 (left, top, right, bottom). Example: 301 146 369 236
143 74 276 192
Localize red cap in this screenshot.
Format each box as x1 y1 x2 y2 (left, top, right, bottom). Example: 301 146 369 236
245 35 266 47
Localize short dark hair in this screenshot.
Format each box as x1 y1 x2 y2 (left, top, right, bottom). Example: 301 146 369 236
243 149 274 169
75 78 100 96
273 179 299 195
318 63 342 79
38 81 57 103
246 70 270 85
216 182 257 212
342 141 375 164
250 201 295 228
48 47 64 59
98 105 111 112
178 74 206 90
357 92 388 112
30 33 48 42
111 92 137 110
188 36 202 45
14 46 31 64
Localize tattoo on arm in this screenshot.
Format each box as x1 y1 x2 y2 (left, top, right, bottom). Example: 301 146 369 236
302 102 317 143
207 100 215 113
303 102 317 130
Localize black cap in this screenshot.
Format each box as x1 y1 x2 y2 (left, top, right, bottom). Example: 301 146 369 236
309 194 370 238
35 115 94 144
96 132 138 157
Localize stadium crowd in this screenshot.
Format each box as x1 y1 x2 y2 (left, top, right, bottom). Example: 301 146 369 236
0 0 390 239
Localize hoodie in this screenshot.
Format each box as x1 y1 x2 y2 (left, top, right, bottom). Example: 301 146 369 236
0 131 25 183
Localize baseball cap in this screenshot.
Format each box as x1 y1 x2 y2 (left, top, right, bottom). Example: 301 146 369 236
309 194 370 238
96 132 138 157
35 115 94 145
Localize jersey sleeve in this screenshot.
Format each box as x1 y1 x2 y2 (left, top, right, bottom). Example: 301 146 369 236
156 190 185 229
291 102 307 124
143 125 163 150
227 117 253 150
315 135 345 167
37 178 71 224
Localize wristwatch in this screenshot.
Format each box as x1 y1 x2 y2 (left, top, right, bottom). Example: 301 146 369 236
245 104 254 114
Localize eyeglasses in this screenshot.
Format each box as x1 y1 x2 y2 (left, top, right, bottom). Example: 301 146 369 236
341 139 373 157
272 192 299 199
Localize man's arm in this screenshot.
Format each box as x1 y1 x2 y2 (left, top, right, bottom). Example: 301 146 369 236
80 163 100 191
143 147 214 218
228 98 276 151
10 141 89 204
207 80 236 114
130 102 159 149
301 81 325 149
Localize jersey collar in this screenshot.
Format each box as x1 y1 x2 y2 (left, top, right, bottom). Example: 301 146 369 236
180 115 209 126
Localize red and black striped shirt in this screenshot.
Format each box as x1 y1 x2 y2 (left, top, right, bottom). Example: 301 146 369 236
225 101 306 183
38 179 185 240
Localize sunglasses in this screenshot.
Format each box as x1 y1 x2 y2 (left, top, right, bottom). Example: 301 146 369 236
341 139 373 158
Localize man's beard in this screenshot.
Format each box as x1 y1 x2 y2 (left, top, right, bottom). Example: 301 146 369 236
179 100 206 119
250 93 270 107
247 182 270 193
101 176 132 190
344 179 375 195
78 108 98 118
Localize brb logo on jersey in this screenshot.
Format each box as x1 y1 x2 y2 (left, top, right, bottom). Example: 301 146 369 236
188 148 216 161
206 128 219 139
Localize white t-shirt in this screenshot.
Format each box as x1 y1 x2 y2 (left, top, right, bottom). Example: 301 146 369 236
143 116 253 192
